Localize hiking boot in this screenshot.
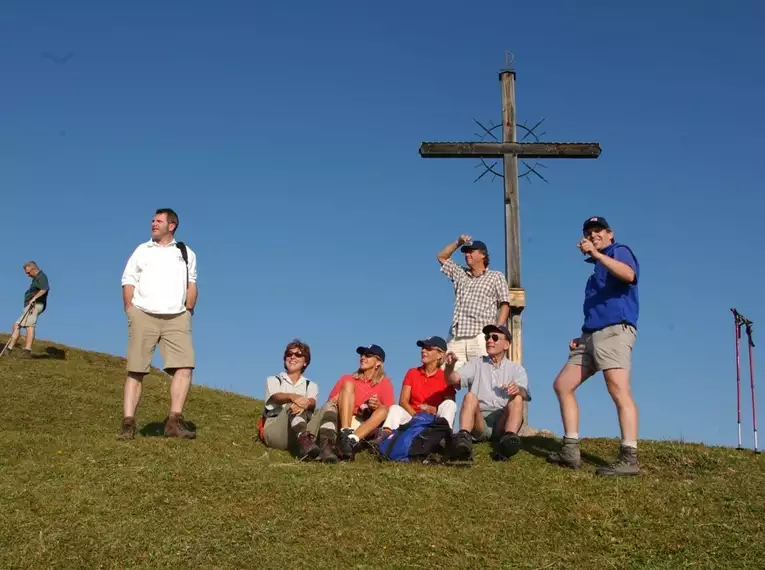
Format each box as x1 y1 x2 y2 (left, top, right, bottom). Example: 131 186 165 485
452 430 473 461
297 431 320 460
164 413 196 439
547 437 582 469
318 438 339 463
117 417 136 440
370 428 392 447
337 429 357 460
494 432 521 461
19 349 32 358
596 445 640 477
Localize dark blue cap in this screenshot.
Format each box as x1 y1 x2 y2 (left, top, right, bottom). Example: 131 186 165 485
356 344 386 362
483 324 512 340
416 336 447 352
583 216 610 233
460 240 488 253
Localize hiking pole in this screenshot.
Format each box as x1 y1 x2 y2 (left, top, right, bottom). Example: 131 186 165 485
0 303 33 358
733 308 743 450
745 319 759 454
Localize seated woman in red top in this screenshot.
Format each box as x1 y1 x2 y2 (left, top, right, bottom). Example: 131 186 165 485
325 344 395 460
376 336 457 441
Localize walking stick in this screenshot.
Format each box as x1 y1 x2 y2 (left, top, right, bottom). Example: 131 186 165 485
745 320 759 454
0 303 34 358
733 308 743 450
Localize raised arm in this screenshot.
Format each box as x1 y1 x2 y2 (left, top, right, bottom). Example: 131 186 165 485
437 234 472 265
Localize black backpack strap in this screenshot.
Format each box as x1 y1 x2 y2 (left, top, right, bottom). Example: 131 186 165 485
176 241 190 285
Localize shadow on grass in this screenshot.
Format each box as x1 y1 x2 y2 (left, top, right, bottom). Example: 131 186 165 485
31 347 67 360
521 435 609 467
139 419 198 437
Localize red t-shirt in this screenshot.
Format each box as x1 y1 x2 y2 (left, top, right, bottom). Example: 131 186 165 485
402 366 456 413
328 374 396 415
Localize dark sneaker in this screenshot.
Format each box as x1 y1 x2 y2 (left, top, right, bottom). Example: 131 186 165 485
318 438 339 463
452 430 473 461
117 417 136 440
2 348 14 357
547 436 582 469
297 431 320 460
164 413 196 439
337 429 357 460
596 445 640 477
19 349 32 358
494 432 521 461
371 428 392 447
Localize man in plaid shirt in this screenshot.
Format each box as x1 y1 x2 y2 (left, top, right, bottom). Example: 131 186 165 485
437 234 510 370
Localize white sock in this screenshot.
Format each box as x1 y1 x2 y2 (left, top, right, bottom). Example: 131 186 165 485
564 432 579 440
348 433 360 443
622 439 637 449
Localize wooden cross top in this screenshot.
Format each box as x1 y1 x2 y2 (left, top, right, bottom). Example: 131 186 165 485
419 65 602 370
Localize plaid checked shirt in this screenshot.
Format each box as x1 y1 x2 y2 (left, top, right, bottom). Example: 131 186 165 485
440 258 511 338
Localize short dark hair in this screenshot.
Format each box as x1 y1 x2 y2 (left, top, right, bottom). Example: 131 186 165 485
156 208 179 232
283 339 311 372
483 251 490 267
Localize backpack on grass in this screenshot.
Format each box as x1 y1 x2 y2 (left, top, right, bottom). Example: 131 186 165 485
378 413 453 462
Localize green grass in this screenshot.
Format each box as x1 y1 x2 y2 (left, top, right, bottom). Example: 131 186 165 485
1 335 764 569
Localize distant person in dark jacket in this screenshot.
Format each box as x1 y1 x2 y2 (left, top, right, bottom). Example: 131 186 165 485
4 261 50 357
547 216 641 477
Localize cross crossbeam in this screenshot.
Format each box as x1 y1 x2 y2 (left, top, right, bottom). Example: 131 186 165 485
419 141 601 159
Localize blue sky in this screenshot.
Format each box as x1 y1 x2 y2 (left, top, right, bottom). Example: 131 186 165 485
2 0 764 449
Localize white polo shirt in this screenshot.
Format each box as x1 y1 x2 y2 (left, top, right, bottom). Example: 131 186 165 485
121 239 197 315
264 373 319 416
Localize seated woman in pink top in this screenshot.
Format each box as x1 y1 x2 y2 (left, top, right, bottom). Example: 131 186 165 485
325 344 395 461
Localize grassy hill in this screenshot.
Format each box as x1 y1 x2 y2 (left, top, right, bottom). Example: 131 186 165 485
1 336 764 569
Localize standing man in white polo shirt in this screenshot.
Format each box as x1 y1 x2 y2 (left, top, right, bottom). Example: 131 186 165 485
117 208 198 440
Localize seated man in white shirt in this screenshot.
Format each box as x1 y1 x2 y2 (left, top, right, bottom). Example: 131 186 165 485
445 324 531 461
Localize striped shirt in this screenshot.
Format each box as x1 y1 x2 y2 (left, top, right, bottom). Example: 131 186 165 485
440 259 511 338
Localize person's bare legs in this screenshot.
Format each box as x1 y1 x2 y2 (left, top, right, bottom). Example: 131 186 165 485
355 406 388 440
169 368 193 415
552 363 592 437
603 368 638 444
458 392 483 434
338 380 356 429
502 395 524 434
23 326 35 351
123 372 145 418
6 323 21 351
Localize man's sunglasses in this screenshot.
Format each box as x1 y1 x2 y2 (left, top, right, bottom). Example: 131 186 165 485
484 333 505 342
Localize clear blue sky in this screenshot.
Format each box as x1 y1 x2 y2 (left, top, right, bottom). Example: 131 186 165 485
2 1 763 449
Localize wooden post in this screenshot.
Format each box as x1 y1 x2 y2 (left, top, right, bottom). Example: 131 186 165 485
500 69 529 430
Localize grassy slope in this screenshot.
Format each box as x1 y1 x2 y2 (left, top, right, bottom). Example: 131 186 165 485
1 336 764 569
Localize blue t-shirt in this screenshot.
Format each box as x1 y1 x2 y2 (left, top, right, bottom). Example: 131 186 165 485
582 243 639 332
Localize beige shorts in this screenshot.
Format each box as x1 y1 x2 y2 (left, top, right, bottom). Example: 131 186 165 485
16 304 44 327
126 306 194 374
568 323 636 377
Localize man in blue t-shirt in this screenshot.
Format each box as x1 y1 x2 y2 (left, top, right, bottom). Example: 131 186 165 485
547 216 641 476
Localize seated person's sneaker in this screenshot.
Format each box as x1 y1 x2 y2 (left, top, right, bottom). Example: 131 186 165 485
452 430 473 461
370 427 392 447
337 428 357 460
318 438 339 463
297 431 320 460
495 431 521 461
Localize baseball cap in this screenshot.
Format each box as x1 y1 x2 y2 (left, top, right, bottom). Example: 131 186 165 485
482 324 512 340
460 240 488 253
416 336 448 352
356 344 386 362
582 216 610 233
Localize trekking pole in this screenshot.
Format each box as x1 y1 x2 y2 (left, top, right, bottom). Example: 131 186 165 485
0 304 33 358
745 320 759 454
733 308 743 450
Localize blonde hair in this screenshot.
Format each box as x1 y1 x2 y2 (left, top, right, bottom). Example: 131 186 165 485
353 364 387 387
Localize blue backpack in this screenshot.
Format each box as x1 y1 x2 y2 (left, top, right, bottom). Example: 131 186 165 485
378 413 453 462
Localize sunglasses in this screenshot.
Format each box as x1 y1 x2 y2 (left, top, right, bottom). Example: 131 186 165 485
286 351 304 358
484 333 505 342
421 346 442 352
360 353 380 360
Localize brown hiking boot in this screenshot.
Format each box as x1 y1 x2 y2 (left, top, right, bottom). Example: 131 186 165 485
164 413 196 439
117 417 136 440
297 431 320 460
318 437 339 463
547 437 582 469
596 445 640 476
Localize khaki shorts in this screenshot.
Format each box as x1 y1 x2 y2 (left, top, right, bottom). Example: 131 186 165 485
568 323 636 377
16 304 44 327
126 306 194 374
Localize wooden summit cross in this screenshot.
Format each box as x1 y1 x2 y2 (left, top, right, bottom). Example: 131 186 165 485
420 57 601 422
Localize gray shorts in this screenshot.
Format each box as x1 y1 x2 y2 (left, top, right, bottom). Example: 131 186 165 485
568 323 636 377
